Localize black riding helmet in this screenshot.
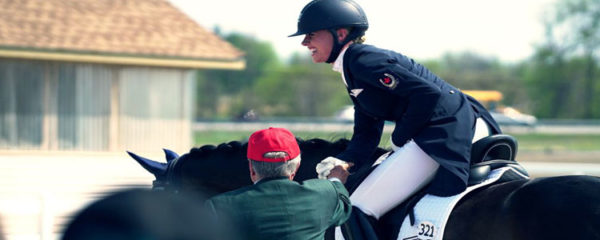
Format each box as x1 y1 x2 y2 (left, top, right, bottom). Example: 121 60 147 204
289 0 368 63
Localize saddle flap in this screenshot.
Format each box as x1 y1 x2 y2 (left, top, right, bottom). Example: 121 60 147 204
468 160 529 185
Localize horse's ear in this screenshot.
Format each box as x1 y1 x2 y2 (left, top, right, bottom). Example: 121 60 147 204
163 148 179 162
127 151 167 176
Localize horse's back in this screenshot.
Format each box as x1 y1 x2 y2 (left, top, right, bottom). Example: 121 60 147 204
446 175 600 240
444 179 528 240
503 175 600 239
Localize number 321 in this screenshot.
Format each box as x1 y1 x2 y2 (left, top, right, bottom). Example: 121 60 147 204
418 222 435 238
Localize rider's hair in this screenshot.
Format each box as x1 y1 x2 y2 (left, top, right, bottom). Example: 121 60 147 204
354 35 366 44
344 27 366 44
249 153 301 178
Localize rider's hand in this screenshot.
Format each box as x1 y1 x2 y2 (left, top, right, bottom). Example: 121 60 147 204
327 162 354 184
316 157 349 179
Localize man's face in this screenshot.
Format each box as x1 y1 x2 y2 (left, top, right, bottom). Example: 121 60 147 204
301 30 333 63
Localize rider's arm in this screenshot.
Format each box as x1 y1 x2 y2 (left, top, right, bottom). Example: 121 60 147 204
336 108 384 168
349 50 441 148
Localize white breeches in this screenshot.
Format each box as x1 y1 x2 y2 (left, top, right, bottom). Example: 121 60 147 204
350 140 439 219
350 118 491 219
472 117 491 143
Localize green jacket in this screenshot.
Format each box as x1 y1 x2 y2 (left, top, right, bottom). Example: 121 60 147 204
205 177 352 240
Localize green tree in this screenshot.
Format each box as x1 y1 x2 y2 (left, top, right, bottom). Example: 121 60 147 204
253 54 349 117
523 44 570 118
422 52 530 113
196 31 280 119
542 0 600 118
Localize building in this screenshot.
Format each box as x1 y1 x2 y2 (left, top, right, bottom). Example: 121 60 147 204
0 0 244 239
0 0 244 154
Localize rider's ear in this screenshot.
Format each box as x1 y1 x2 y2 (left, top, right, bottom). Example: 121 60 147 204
336 28 349 42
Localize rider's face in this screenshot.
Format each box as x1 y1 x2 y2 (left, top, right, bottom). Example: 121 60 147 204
301 30 333 63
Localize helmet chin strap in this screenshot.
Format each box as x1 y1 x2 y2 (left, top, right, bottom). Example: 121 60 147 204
326 28 364 63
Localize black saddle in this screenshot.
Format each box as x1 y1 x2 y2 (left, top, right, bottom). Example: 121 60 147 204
468 134 529 185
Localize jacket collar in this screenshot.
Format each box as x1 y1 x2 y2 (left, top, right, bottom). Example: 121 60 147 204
254 176 290 185
331 45 349 74
332 44 351 86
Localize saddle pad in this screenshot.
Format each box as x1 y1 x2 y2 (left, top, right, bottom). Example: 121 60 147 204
397 166 527 240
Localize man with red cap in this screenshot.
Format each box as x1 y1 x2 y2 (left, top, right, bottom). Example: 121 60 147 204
205 127 352 240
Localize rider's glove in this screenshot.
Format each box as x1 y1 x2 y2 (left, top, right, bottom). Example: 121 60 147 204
316 156 349 179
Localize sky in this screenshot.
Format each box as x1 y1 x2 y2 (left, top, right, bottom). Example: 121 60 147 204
169 0 558 63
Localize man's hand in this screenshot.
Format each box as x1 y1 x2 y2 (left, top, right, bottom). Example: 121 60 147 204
327 162 353 184
316 157 349 179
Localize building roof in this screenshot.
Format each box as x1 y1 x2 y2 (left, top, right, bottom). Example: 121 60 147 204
0 0 244 69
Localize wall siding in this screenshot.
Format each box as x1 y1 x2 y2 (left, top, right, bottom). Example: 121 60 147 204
118 67 193 154
0 60 44 149
0 59 194 152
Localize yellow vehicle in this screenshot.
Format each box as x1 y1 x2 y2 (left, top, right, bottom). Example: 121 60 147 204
462 90 503 111
463 90 537 126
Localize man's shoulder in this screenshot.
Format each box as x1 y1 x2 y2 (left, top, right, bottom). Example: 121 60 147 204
209 179 298 200
301 178 335 186
258 178 336 192
208 184 257 202
300 179 346 193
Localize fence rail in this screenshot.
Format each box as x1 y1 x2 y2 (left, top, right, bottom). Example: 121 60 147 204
193 120 600 134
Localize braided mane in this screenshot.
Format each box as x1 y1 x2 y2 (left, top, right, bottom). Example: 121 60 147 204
172 138 386 197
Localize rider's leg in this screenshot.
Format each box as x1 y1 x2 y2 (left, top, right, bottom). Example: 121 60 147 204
350 118 491 219
350 140 439 219
472 117 491 143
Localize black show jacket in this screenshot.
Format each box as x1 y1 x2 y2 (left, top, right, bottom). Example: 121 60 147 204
335 44 501 196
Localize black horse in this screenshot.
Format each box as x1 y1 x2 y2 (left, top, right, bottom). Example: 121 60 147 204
128 135 600 240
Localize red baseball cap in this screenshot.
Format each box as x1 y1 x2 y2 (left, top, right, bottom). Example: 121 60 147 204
247 127 300 162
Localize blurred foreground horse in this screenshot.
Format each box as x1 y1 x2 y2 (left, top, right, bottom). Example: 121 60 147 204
129 134 600 240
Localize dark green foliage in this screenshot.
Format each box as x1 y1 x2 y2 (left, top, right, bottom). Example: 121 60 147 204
196 32 348 119
196 0 600 121
422 53 531 113
522 0 600 118
253 54 349 117
196 31 281 119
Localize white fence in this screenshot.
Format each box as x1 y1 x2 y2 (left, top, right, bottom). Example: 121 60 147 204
192 121 600 134
0 152 155 240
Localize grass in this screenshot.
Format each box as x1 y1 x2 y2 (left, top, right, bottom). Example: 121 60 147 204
511 133 600 152
194 130 600 152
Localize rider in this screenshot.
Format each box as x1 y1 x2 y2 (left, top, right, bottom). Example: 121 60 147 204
289 0 502 233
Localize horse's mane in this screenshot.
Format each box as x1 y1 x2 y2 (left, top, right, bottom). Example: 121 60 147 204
187 140 246 158
185 138 357 156
183 137 375 163
173 138 387 197
299 138 354 151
